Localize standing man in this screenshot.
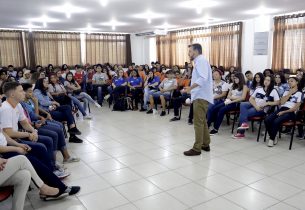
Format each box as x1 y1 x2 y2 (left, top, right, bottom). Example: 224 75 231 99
183 44 214 156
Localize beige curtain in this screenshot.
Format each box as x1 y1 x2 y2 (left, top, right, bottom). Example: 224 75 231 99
0 31 25 67
272 13 305 72
86 34 127 65
25 32 81 66
156 22 242 68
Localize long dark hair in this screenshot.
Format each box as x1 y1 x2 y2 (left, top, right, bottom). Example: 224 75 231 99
34 78 48 96
251 72 264 90
232 72 245 91
274 73 287 85
131 70 140 78
264 75 275 96
147 71 155 83
48 73 57 87
66 72 76 84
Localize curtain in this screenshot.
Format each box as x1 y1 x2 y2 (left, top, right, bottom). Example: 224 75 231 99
0 31 25 67
156 22 242 68
272 13 305 72
25 32 81 66
86 34 128 65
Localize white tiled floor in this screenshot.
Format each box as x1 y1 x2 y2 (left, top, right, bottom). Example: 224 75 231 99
2 106 305 210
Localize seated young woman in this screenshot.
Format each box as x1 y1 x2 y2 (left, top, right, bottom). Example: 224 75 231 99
249 72 264 95
147 70 178 116
233 75 280 139
264 77 302 147
141 70 160 111
108 69 127 105
34 78 83 143
206 69 230 126
128 70 143 111
21 83 80 163
64 72 101 111
48 73 92 119
274 73 290 97
208 72 248 135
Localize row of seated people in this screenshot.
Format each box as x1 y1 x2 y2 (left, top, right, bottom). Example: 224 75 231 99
0 82 83 210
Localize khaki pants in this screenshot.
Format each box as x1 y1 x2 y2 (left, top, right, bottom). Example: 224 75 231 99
193 99 210 152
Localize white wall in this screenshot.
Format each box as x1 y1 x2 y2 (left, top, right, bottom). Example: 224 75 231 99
241 15 274 74
130 34 156 65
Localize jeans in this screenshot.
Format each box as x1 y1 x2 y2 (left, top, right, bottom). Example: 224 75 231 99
93 84 109 104
69 95 87 116
172 93 190 117
213 102 240 130
130 87 143 108
193 99 210 152
38 124 67 152
50 105 75 127
207 100 223 126
264 107 295 140
143 87 157 109
239 102 265 124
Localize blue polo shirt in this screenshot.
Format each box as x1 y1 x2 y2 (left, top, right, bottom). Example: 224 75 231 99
148 76 160 85
113 77 126 86
128 77 142 87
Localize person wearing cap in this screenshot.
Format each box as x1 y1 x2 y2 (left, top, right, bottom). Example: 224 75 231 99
19 70 32 84
206 69 230 127
183 43 214 156
264 76 302 147
146 69 177 116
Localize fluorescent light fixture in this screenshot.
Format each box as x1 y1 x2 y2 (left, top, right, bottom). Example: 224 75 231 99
196 8 202 14
245 6 279 15
100 0 108 7
112 25 116 30
100 19 128 29
192 16 222 23
179 0 220 9
155 22 177 30
49 3 87 18
19 22 41 30
30 15 59 28
147 18 152 24
133 10 166 19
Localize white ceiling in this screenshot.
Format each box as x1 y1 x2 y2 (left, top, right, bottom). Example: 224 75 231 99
1 0 304 33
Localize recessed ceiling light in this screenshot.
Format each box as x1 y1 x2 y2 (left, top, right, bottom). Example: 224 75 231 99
155 22 177 30
100 0 108 7
30 15 59 28
147 18 152 24
245 6 280 15
192 16 222 23
178 0 220 10
112 25 116 30
49 3 87 18
133 10 166 19
100 19 128 28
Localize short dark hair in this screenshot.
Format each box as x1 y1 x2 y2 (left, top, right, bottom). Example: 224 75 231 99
8 65 14 68
189 43 202 54
21 83 33 91
2 81 20 95
245 70 252 75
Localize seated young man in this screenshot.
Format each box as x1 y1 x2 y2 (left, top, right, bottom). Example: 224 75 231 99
233 75 280 139
21 83 80 164
0 82 69 178
141 70 160 111
92 64 111 106
146 70 177 116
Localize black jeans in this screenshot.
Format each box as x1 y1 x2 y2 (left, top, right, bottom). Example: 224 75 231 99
130 87 143 108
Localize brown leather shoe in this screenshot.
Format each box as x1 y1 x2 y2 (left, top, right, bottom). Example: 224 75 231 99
183 149 201 156
201 145 210 152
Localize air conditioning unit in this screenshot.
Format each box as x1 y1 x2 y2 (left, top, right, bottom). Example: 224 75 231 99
135 29 168 37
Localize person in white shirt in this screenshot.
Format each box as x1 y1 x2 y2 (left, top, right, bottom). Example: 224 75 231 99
18 70 32 84
183 44 214 156
234 75 280 139
265 77 302 147
146 70 177 116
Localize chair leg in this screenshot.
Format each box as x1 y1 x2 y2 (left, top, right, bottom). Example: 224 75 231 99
289 126 296 150
279 126 282 139
251 121 254 132
232 114 237 134
264 126 267 142
226 114 230 125
179 105 182 119
257 120 262 142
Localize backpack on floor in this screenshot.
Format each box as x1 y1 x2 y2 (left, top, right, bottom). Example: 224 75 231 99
112 98 127 111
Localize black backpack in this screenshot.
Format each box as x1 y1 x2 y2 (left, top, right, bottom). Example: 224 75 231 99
112 98 127 111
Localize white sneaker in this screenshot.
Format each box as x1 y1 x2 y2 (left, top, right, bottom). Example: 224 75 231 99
94 102 102 108
63 156 80 164
267 139 274 147
54 170 70 179
84 115 92 120
153 109 158 115
274 136 279 145
104 94 110 100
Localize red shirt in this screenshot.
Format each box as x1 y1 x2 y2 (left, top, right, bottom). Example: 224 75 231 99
74 72 84 84
87 72 94 83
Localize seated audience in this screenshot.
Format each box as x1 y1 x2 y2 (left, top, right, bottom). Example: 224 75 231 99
274 73 289 97
92 64 111 105
245 70 253 89
128 70 143 110
19 70 32 84
109 69 127 105
249 72 264 95
141 70 160 111
7 65 17 77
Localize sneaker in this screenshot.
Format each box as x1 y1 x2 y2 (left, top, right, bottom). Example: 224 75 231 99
188 119 193 125
153 109 158 115
68 127 82 135
83 115 92 120
65 186 81 196
160 111 166 116
233 133 245 139
63 156 80 164
104 94 110 100
237 123 249 130
146 109 153 114
296 134 304 140
267 139 274 147
94 102 102 108
209 129 218 136
170 117 180 122
69 135 83 143
54 170 70 179
274 136 279 145
55 162 66 171
140 108 147 112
